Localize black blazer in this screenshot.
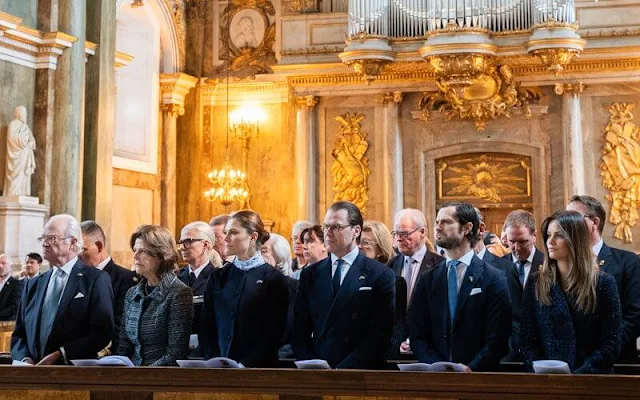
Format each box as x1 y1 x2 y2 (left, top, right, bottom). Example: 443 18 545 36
597 243 640 362
389 249 444 306
199 263 289 367
409 255 512 371
389 274 407 360
521 271 622 374
501 248 544 334
0 276 24 320
178 263 213 335
292 252 396 369
102 259 137 350
11 259 114 363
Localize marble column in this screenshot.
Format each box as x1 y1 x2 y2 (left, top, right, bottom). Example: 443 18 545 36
51 0 86 218
160 73 198 234
556 82 586 200
377 91 404 226
82 0 116 240
295 95 319 223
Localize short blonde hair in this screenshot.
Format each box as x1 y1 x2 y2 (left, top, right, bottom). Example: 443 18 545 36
363 220 395 264
266 233 293 276
130 225 179 278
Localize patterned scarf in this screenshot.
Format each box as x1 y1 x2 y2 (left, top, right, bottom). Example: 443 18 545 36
233 253 265 271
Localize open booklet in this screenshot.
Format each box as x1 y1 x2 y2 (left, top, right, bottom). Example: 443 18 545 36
532 360 571 374
176 357 244 369
71 356 135 366
294 359 331 369
398 362 467 372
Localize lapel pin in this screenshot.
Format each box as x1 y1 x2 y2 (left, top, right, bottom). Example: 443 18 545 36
76 273 83 277
359 275 365 280
599 260 605 266
469 276 474 283
133 277 139 283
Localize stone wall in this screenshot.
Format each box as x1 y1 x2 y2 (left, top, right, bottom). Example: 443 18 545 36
0 0 38 28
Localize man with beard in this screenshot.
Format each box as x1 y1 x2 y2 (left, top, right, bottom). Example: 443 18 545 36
409 201 511 372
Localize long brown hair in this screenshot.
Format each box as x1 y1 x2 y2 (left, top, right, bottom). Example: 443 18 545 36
536 210 598 313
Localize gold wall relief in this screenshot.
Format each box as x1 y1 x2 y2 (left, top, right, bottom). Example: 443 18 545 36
215 0 276 78
331 113 371 213
437 153 532 206
600 103 640 243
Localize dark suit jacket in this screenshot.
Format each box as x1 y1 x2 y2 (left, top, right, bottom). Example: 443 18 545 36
409 255 512 371
283 276 299 346
178 263 213 334
200 263 289 367
102 259 137 350
0 276 24 320
11 259 114 363
389 249 444 307
389 274 407 360
292 252 396 369
598 243 640 362
521 271 622 374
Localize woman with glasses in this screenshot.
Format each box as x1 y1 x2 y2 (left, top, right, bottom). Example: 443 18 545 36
520 210 622 374
115 225 193 366
200 210 289 367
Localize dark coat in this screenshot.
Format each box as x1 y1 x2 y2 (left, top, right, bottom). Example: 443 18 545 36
389 249 444 307
0 276 24 320
178 262 213 334
283 276 299 346
597 243 640 362
520 271 622 374
292 252 396 369
116 272 193 366
102 259 137 350
11 259 114 363
409 255 512 371
199 263 289 368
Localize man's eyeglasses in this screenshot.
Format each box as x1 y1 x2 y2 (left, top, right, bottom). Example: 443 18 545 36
322 223 352 232
177 238 205 249
391 227 421 239
37 236 71 245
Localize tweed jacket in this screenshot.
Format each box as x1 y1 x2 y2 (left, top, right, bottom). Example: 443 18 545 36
115 272 193 366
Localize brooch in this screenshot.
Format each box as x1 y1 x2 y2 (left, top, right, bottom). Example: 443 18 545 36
359 275 366 280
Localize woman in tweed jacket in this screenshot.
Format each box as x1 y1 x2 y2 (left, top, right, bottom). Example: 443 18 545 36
115 225 193 366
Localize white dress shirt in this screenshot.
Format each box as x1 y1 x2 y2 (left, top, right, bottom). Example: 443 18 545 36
46 256 77 306
446 250 475 294
403 244 427 299
96 256 111 271
593 239 604 257
330 246 360 285
189 261 209 278
511 247 536 287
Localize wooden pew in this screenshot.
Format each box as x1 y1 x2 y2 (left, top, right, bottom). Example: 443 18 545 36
0 367 639 399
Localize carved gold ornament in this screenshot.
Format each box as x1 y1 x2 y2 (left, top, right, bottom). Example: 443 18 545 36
438 155 529 203
331 113 371 213
282 0 317 13
600 103 640 243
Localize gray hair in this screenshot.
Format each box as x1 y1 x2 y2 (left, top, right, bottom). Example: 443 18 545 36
181 221 216 247
209 214 230 227
394 208 426 228
292 220 314 237
267 233 293 277
48 214 84 252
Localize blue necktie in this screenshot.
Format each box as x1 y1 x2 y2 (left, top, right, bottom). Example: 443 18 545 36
39 268 66 358
517 260 526 286
447 260 460 326
332 259 344 298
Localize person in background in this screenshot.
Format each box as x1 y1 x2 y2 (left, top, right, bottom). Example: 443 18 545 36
361 220 407 360
0 253 24 320
484 232 510 257
291 221 314 273
209 214 231 262
116 225 193 366
200 210 289 367
20 253 42 280
520 210 622 374
294 225 328 280
80 220 138 353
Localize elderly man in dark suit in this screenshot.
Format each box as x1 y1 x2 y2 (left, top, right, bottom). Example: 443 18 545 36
80 220 137 352
567 195 640 363
0 253 24 320
388 208 443 353
292 201 396 369
501 209 544 358
409 201 511 372
11 214 114 365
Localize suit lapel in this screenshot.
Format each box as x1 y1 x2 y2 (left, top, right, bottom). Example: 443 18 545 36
453 256 483 329
321 253 366 335
531 248 544 275
193 263 213 293
390 255 402 276
597 243 614 273
53 262 83 328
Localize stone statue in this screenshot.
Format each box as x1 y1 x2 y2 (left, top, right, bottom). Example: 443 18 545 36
4 106 36 196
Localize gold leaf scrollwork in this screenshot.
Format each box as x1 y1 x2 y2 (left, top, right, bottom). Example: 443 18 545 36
331 113 371 213
600 103 640 243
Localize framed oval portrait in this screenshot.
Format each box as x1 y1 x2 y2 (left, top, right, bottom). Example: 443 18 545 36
229 8 267 50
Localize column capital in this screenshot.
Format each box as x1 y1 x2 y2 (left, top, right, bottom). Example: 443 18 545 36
295 95 319 111
161 103 184 117
160 72 198 112
554 82 584 96
376 91 404 106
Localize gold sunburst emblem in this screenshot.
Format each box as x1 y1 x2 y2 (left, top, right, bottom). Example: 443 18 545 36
442 156 526 202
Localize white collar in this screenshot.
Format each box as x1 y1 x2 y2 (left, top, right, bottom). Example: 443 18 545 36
512 246 536 264
188 261 209 278
96 256 111 271
593 239 604 257
330 245 360 266
476 247 487 260
55 256 78 275
404 244 427 263
446 249 475 267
